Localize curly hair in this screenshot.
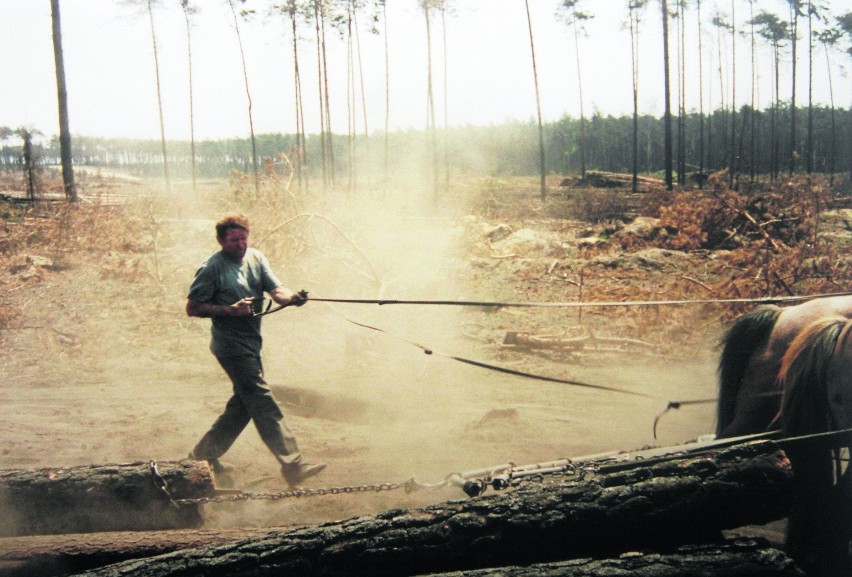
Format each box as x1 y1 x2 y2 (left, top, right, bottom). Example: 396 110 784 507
215 213 250 240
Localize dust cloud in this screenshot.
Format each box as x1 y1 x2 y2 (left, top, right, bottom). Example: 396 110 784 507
0 180 721 530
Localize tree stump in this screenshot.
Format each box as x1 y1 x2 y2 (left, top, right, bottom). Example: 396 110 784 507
0 460 214 537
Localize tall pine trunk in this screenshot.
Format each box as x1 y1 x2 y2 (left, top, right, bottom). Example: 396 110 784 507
313 2 329 189
628 0 641 193
728 0 737 188
524 0 547 200
697 0 705 186
147 0 171 194
180 0 197 195
50 0 76 202
572 9 587 181
441 6 450 197
382 1 390 196
805 0 813 174
748 0 756 182
319 6 335 187
227 0 259 194
288 1 307 192
346 0 356 196
661 0 673 191
676 0 685 186
788 1 798 175
423 2 439 202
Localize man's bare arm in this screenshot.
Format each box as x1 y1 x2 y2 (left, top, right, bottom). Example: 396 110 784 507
268 286 304 307
186 298 253 318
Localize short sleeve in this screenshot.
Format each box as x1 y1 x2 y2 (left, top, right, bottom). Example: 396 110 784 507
258 252 283 293
187 263 217 303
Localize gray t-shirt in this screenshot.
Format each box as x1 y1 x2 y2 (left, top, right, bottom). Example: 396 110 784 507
187 247 282 357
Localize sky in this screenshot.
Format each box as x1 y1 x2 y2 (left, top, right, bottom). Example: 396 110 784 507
1 0 849 142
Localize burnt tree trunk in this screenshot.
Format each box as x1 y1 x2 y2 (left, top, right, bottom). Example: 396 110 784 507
78 441 793 577
422 539 804 576
0 461 214 537
0 528 275 577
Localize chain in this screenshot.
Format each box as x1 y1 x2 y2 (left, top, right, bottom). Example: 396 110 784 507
174 478 437 505
459 459 598 497
150 461 182 510
165 431 848 506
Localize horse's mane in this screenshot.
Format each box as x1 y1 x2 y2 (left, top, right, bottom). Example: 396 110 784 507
716 305 782 436
778 315 848 436
777 315 852 573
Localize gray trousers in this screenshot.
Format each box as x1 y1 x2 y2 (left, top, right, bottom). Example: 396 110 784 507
192 354 301 467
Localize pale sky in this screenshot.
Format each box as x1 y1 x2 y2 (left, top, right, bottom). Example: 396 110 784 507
2 0 849 141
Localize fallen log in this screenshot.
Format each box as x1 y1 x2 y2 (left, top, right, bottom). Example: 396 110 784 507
0 535 802 577
503 331 657 353
420 539 804 576
0 460 214 537
0 528 277 577
76 441 794 577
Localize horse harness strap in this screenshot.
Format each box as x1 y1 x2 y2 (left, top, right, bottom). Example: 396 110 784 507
777 427 852 451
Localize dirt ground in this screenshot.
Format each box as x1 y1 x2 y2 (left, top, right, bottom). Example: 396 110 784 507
0 178 740 531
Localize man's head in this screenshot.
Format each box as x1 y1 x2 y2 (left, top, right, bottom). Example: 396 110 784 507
216 214 250 261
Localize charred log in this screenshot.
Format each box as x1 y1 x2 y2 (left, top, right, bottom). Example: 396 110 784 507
76 441 793 577
0 461 214 537
422 539 804 576
0 528 275 577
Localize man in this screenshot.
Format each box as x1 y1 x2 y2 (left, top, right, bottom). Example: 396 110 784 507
186 213 325 486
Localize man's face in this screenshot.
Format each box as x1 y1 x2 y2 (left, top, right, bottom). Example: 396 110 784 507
218 227 249 261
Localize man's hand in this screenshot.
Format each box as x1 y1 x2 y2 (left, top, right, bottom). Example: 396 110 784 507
230 297 255 316
267 287 308 309
291 290 309 307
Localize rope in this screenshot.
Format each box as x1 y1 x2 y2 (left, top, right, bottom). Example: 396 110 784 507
652 390 785 439
348 313 723 438
264 293 724 432
253 291 852 318
342 314 661 401
258 292 852 435
652 398 718 439
304 291 852 309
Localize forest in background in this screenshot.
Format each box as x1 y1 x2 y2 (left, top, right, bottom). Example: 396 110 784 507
2 0 852 202
1 103 850 188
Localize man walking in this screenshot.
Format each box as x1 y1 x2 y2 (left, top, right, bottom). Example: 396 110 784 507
186 213 325 486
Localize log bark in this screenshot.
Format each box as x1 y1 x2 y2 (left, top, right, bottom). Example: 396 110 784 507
0 461 214 537
421 539 804 576
77 441 794 577
0 528 275 577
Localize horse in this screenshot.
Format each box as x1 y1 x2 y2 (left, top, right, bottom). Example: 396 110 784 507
716 294 852 576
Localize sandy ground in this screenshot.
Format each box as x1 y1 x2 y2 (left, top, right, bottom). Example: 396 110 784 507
0 185 723 531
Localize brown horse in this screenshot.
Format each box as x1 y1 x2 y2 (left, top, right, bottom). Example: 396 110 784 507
717 295 852 575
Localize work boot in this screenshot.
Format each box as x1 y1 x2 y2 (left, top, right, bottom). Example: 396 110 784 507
188 452 234 474
282 461 326 486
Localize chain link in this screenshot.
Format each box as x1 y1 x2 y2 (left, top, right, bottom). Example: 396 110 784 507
173 478 442 505
168 433 821 505
150 461 182 510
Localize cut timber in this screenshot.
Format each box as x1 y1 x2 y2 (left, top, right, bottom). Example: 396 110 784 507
421 539 804 576
0 528 277 577
77 441 793 577
0 460 214 537
503 331 657 353
559 171 665 189
0 536 802 577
